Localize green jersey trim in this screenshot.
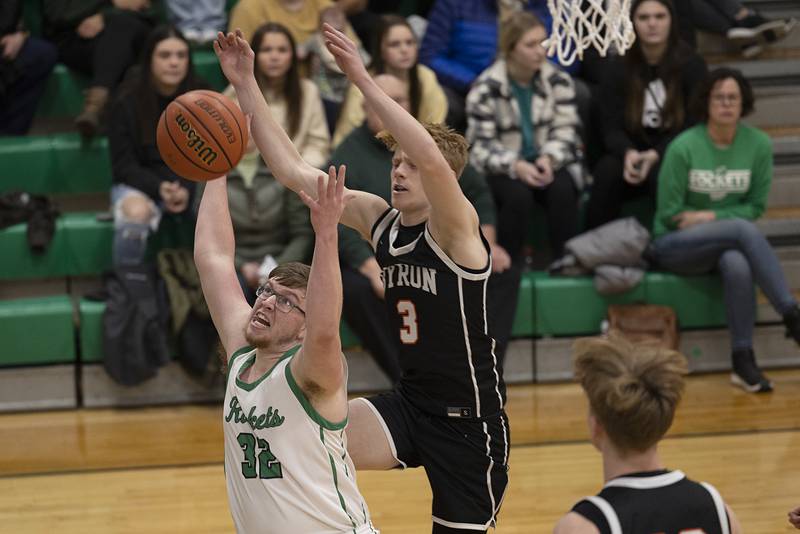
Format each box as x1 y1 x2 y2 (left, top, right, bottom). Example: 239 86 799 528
321 427 358 533
234 345 301 392
226 346 255 384
284 358 348 431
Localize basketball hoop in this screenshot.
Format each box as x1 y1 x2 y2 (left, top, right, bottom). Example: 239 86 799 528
543 0 636 66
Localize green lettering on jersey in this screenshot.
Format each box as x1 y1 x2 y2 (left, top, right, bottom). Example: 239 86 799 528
225 396 286 430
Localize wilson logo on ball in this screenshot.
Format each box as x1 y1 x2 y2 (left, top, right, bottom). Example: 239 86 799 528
195 98 237 144
174 112 218 166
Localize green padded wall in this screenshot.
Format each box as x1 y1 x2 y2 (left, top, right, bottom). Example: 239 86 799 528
511 272 535 337
645 273 727 329
533 275 647 336
0 134 111 194
0 213 113 280
0 296 75 365
78 300 104 363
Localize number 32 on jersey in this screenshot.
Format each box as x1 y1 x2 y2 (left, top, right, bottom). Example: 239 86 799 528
397 300 418 344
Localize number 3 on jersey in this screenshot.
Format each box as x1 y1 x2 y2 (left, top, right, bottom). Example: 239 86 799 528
397 300 418 344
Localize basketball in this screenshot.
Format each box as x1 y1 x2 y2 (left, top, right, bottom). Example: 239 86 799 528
156 89 248 181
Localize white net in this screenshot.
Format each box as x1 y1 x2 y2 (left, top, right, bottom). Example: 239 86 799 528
544 0 636 66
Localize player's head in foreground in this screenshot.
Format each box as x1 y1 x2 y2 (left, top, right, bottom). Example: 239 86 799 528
573 333 688 455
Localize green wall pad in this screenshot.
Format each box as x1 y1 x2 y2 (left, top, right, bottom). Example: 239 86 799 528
0 134 111 195
511 271 536 337
644 272 727 329
0 212 113 280
533 275 647 336
79 299 105 363
0 296 75 365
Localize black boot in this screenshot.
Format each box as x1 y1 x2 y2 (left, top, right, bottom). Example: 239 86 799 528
782 305 800 345
731 349 773 393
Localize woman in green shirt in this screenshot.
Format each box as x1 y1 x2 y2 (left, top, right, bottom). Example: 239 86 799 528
649 67 800 393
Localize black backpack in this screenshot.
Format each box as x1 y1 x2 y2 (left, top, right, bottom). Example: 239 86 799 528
102 264 171 386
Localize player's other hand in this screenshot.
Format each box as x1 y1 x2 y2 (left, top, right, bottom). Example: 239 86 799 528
299 165 354 235
789 506 800 529
214 29 255 87
322 23 369 84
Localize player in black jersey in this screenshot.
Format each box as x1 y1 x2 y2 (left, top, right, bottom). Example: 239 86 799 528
554 334 742 534
213 23 508 533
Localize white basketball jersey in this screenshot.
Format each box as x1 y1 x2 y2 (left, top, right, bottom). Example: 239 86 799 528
224 346 378 534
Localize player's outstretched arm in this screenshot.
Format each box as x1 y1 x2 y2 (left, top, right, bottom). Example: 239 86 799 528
214 30 387 241
323 23 480 243
290 166 352 421
194 176 251 357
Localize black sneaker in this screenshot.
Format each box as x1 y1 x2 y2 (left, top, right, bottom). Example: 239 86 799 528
731 349 773 393
783 305 800 345
727 13 786 40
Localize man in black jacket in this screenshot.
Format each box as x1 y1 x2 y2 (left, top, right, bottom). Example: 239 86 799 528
0 0 57 135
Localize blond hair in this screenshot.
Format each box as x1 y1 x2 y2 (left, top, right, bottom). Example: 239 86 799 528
573 333 688 453
498 11 545 59
376 122 469 177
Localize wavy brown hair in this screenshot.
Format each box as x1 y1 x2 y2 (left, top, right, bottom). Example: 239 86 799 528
251 22 302 139
573 333 688 453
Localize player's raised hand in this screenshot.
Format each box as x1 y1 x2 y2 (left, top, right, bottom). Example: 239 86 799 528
298 165 353 235
213 29 255 87
322 23 369 85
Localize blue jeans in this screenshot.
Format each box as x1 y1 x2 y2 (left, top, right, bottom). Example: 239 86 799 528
111 184 162 267
650 218 796 351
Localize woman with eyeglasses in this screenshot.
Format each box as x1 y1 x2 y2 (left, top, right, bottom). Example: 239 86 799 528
647 67 800 394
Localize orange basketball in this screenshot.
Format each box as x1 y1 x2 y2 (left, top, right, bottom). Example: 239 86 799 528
156 89 248 181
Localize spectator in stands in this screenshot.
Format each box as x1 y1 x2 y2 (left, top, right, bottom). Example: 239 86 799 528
648 67 800 394
108 25 208 268
419 0 559 132
165 0 226 44
331 73 518 382
0 0 58 135
691 0 796 58
228 0 364 58
466 11 583 261
332 14 446 147
224 22 325 304
300 5 370 133
555 334 743 534
584 0 707 231
43 0 158 139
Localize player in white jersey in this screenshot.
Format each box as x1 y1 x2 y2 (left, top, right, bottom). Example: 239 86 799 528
195 164 378 533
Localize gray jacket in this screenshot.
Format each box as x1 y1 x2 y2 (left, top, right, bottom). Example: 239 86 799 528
551 217 651 295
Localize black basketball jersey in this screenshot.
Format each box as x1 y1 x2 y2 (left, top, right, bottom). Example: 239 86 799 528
572 470 731 534
371 208 506 419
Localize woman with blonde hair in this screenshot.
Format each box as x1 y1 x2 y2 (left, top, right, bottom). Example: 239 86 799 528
466 11 583 261
554 334 742 534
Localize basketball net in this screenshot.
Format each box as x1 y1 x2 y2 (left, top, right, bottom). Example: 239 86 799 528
543 0 636 65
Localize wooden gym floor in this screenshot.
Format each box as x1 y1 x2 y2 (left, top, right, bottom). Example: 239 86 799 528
1 368 799 533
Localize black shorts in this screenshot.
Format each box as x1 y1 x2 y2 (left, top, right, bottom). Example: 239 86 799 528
361 390 510 530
